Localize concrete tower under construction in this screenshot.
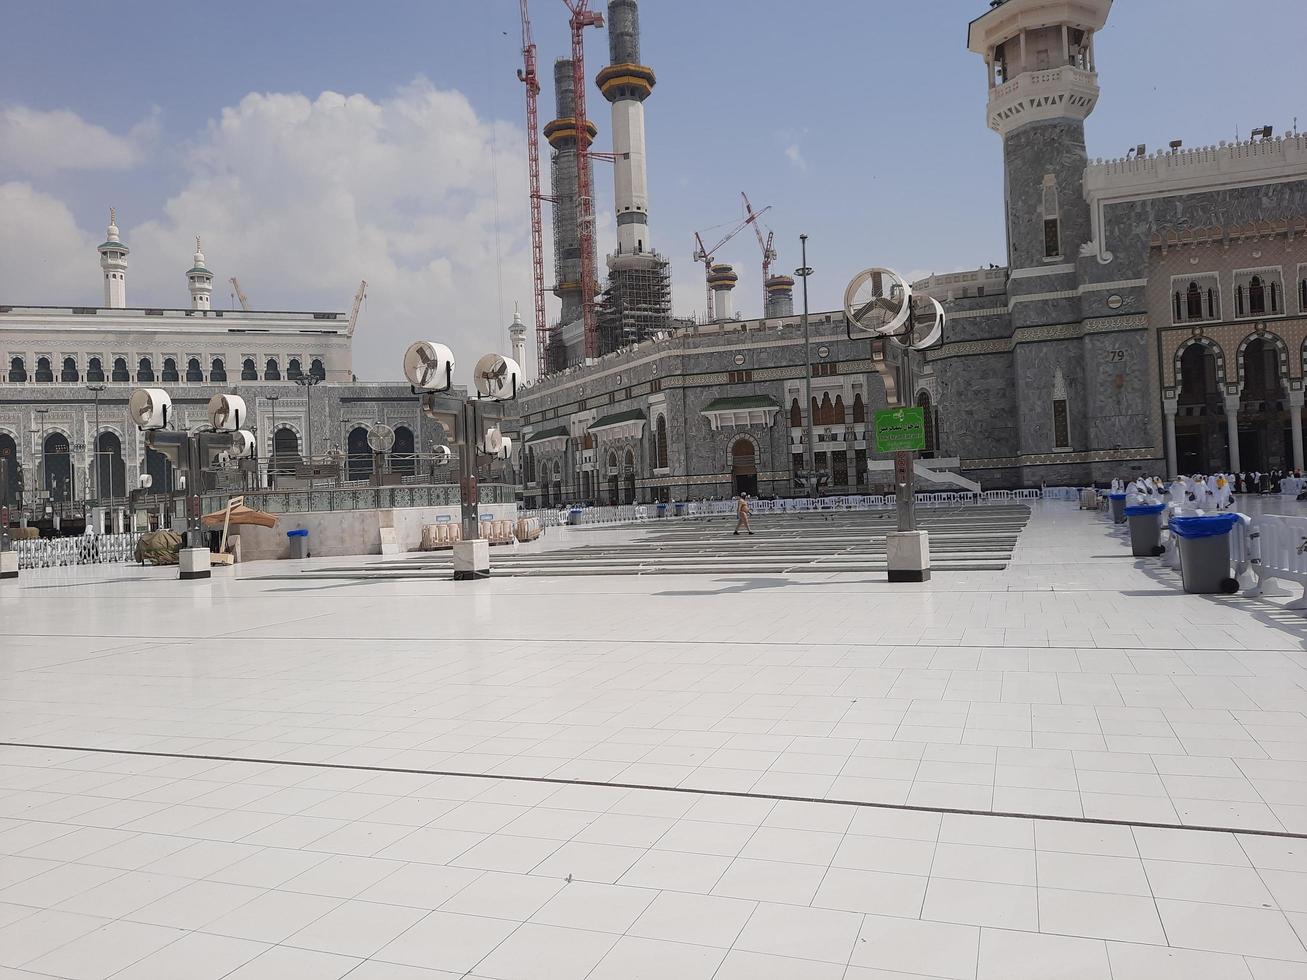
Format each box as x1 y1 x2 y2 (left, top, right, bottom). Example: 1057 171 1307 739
594 0 671 356
543 58 598 372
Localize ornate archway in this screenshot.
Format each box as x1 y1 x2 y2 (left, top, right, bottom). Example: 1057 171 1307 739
730 435 759 496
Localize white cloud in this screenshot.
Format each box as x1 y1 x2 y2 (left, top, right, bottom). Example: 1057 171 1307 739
0 182 99 304
784 143 807 172
0 105 158 175
0 81 544 380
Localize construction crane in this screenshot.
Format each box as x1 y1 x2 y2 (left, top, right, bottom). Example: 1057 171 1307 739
564 0 604 359
517 0 549 377
741 191 777 314
228 277 250 311
691 202 771 321
347 280 367 336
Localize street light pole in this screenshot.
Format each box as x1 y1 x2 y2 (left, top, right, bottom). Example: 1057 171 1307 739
796 234 816 493
295 375 321 491
267 394 280 489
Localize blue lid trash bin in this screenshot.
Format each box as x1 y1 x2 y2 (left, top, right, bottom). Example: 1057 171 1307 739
1169 513 1241 594
655 502 668 517
1123 502 1167 557
287 527 309 560
567 506 584 526
673 501 687 516
1108 492 1128 524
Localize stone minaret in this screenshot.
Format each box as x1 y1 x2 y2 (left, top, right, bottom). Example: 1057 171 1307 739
97 209 129 308
187 237 213 310
967 0 1110 270
596 0 656 257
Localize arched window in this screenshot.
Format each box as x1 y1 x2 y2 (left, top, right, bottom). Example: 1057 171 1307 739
346 426 372 481
916 391 936 455
1249 277 1266 316
392 425 416 476
833 395 846 425
656 415 668 469
93 431 126 499
853 393 866 423
818 392 834 425
1300 277 1307 312
623 448 636 504
310 358 326 381
1179 344 1218 400
111 358 129 382
1173 291 1182 322
287 358 304 381
1242 338 1284 399
210 358 227 382
1207 287 1217 319
0 433 17 494
136 357 154 383
145 446 173 494
1269 280 1280 313
241 358 257 381
86 357 104 383
1236 285 1245 317
161 357 179 383
43 432 73 501
35 357 53 383
8 357 26 383
186 358 204 382
60 357 79 383
264 358 281 381
1186 282 1203 320
271 427 301 477
789 398 802 427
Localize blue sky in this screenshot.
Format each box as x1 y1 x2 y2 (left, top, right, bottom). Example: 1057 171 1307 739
1 0 1303 379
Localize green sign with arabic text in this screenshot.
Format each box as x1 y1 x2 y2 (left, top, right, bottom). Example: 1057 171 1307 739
874 407 926 453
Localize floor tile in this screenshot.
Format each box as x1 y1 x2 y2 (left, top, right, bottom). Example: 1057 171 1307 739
923 877 1038 930
849 914 980 980
977 927 1111 980
373 911 519 973
1037 888 1167 944
21 919 184 980
107 931 267 979
1155 899 1307 960
628 890 755 948
285 898 428 958
221 945 361 979
203 888 343 943
1106 941 1256 980
471 922 615 980
585 935 725 980
529 880 657 934
812 866 927 916
732 901 861 964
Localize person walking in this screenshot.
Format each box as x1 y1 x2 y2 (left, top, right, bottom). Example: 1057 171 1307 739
734 493 754 536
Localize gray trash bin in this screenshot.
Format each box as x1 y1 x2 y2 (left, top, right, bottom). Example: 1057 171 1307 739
1108 493 1127 524
1124 503 1166 557
287 528 309 559
567 507 583 526
1170 514 1240 594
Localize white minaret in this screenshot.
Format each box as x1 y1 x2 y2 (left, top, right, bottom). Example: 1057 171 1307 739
187 237 213 310
597 0 656 256
97 208 129 308
708 263 738 321
509 302 527 368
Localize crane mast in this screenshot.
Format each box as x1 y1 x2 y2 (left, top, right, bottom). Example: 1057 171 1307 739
565 0 603 360
228 277 250 311
518 0 549 377
692 202 771 321
347 279 367 336
742 191 776 314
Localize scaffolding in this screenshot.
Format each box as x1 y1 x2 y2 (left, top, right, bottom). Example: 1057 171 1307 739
596 251 672 356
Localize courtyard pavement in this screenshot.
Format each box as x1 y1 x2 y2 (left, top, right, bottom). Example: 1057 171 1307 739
0 498 1305 978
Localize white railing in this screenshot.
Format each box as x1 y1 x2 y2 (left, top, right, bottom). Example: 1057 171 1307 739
1042 486 1083 501
1244 513 1307 608
15 532 142 569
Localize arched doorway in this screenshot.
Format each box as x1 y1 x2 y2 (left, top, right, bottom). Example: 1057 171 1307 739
43 432 73 503
607 451 619 505
272 427 301 480
346 426 372 481
1175 342 1225 473
1239 337 1289 471
94 431 126 500
0 433 18 501
623 449 636 504
730 437 758 496
552 461 563 505
392 425 416 476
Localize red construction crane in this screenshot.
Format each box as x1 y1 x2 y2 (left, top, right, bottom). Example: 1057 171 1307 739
565 0 603 359
517 0 549 377
692 202 771 321
741 191 777 314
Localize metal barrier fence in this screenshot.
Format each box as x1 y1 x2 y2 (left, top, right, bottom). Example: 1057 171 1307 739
15 532 142 569
197 482 516 516
520 491 1041 529
1243 513 1307 608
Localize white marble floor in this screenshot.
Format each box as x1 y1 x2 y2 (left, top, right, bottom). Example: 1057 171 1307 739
0 499 1304 978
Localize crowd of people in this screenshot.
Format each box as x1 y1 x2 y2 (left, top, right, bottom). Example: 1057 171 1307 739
1111 469 1305 510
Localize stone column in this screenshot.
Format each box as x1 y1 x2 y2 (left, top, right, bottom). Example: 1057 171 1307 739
1223 393 1241 473
1290 389 1305 473
1162 397 1179 477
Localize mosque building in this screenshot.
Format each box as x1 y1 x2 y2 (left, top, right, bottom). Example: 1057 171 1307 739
514 0 1307 502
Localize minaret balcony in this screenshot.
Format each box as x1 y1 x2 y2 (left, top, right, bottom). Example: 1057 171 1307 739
986 65 1098 136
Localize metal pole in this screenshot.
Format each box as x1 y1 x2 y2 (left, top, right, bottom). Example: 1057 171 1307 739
268 394 279 488
797 235 816 492
460 400 480 540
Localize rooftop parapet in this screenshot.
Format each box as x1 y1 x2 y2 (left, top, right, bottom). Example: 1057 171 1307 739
1084 132 1306 194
